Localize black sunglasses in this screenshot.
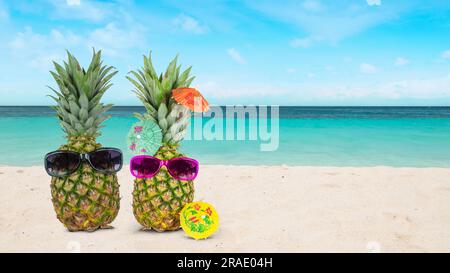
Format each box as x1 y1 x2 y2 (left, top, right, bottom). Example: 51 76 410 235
44 148 123 177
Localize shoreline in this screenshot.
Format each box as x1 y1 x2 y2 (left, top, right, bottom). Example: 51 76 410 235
1 165 450 252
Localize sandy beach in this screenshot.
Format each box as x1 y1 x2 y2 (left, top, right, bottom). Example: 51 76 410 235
1 165 450 253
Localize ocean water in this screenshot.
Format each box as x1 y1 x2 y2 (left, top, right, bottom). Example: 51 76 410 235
1 106 450 167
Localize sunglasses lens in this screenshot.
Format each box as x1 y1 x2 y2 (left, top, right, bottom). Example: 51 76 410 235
89 149 122 173
130 157 160 178
45 152 80 177
167 158 198 180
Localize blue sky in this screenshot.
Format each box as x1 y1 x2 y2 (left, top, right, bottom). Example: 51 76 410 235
0 0 449 106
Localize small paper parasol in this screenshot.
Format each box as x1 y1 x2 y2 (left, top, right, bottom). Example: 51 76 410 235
126 119 162 156
172 87 209 112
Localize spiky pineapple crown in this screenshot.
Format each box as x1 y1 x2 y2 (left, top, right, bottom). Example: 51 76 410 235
49 50 117 138
127 52 195 145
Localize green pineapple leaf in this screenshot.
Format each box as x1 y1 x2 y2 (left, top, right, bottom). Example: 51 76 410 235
127 51 195 145
49 49 116 138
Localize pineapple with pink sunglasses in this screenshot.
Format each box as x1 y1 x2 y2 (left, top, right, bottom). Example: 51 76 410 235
130 156 199 181
127 53 208 231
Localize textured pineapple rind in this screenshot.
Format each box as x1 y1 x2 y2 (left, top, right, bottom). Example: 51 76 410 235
50 137 120 232
132 145 194 231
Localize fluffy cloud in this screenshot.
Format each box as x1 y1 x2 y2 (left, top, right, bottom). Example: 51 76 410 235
49 0 112 22
227 48 246 64
87 23 146 56
286 68 296 74
360 63 378 74
394 57 410 67
8 27 81 70
302 0 323 12
290 37 314 48
0 9 7 21
247 0 396 45
198 74 450 103
366 0 381 6
341 74 450 100
10 28 81 50
0 1 8 21
173 14 207 34
8 23 146 71
66 0 81 6
442 50 450 59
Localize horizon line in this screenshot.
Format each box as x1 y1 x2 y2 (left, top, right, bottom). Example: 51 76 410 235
1 105 450 108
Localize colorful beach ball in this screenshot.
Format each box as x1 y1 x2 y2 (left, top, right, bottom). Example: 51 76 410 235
126 119 162 156
180 201 219 240
172 87 209 113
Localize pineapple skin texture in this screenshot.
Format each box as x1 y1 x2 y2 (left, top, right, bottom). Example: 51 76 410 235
50 137 120 232
132 145 194 231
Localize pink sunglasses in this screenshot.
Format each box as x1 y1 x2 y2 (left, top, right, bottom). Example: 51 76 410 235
130 155 199 181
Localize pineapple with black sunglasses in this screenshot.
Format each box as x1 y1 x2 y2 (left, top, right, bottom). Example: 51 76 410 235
45 50 122 232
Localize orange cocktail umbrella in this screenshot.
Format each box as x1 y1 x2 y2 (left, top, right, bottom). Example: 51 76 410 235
172 87 209 112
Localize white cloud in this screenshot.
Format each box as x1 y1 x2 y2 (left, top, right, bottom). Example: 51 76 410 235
0 1 8 21
442 50 450 59
307 72 316 78
8 27 81 70
366 0 381 6
286 68 296 74
49 0 111 22
199 74 450 103
360 63 377 74
290 37 314 48
8 23 146 71
247 1 397 44
227 48 246 64
30 53 66 71
66 0 81 6
197 81 219 93
394 57 410 67
0 9 7 21
87 23 146 56
302 0 323 12
173 14 207 34
315 74 450 101
8 27 78 51
346 74 450 100
199 82 290 99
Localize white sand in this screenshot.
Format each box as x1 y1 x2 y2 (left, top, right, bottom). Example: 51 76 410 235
1 165 450 253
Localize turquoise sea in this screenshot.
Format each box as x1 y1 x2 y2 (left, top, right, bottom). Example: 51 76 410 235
1 106 450 167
